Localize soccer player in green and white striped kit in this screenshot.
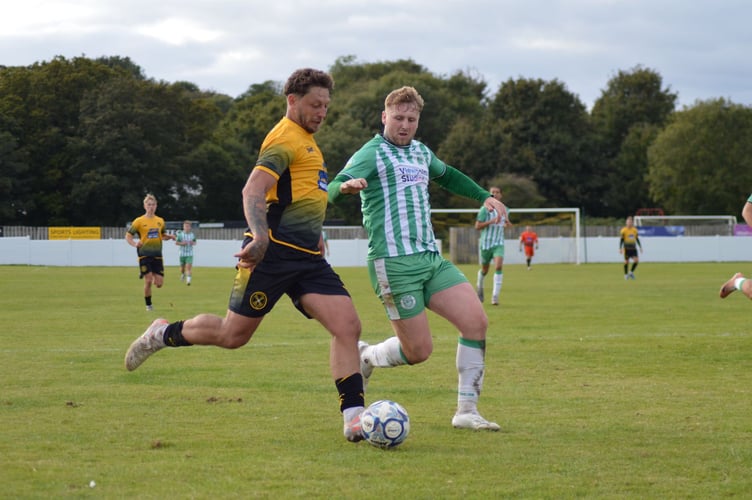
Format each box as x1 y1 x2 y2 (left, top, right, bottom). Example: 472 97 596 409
176 220 197 285
475 186 509 305
329 86 505 431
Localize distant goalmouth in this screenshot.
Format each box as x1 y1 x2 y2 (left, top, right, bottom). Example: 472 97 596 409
431 207 581 265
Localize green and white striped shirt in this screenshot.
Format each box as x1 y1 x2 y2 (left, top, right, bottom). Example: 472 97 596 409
336 135 446 260
477 207 506 250
176 230 196 258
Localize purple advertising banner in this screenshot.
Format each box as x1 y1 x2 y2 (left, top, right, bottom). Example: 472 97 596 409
734 224 752 236
638 226 685 237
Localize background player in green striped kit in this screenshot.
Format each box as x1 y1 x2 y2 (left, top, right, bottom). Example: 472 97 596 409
329 86 506 431
475 186 510 305
176 220 197 285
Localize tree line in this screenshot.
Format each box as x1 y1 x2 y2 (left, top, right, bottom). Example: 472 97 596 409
1 54 751 227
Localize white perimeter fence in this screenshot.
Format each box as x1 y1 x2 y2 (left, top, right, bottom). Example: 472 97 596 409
1 234 750 268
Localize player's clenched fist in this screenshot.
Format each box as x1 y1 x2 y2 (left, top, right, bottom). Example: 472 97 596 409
339 178 368 194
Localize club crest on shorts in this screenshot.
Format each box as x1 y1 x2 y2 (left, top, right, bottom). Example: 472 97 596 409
249 291 268 310
400 294 417 310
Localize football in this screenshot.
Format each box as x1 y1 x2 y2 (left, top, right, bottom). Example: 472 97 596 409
361 399 410 448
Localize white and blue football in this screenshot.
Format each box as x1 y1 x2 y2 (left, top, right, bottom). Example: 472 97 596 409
361 399 410 448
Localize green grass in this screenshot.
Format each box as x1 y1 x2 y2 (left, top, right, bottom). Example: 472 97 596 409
2 262 752 498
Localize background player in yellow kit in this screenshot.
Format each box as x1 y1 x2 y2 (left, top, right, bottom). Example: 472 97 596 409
619 216 642 280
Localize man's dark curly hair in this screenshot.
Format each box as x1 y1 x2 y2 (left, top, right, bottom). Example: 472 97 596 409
283 68 334 96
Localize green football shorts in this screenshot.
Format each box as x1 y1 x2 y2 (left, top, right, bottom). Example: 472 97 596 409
479 244 505 265
368 251 468 320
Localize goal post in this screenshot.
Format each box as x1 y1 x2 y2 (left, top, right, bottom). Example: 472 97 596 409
431 207 581 265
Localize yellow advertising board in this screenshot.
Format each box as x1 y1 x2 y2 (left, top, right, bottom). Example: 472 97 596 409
48 227 102 240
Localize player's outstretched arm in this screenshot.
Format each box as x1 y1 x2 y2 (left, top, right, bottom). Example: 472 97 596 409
328 176 367 204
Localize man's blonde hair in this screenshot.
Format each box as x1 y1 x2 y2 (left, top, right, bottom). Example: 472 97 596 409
143 193 157 204
384 86 424 112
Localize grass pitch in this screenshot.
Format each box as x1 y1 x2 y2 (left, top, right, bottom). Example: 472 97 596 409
1 262 751 498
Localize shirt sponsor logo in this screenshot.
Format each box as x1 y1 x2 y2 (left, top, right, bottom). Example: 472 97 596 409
397 166 427 184
318 169 328 191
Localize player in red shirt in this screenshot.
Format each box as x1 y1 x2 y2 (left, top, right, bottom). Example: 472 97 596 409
519 226 539 270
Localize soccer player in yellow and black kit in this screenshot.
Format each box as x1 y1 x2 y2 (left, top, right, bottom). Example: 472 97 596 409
619 216 642 280
125 193 175 310
124 68 367 443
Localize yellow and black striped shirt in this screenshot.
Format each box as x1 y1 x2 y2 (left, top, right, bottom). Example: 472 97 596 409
619 226 641 250
253 117 328 254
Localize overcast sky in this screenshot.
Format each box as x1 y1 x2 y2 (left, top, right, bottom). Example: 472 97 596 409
1 0 750 110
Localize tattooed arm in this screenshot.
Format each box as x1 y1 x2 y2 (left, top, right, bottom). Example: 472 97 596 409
234 169 275 269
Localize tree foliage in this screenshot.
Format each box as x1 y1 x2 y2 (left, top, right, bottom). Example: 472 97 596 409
487 78 597 211
647 99 752 214
0 56 129 224
0 56 749 226
591 66 677 215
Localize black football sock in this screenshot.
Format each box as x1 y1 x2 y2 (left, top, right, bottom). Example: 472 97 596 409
335 373 365 412
163 321 192 347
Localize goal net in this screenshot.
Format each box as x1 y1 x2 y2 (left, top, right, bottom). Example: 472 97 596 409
431 207 581 265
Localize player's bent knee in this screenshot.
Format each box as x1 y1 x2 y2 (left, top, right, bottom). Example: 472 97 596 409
473 310 489 330
328 316 362 339
462 316 489 337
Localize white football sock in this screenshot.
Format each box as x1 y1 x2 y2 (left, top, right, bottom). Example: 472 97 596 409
363 336 407 367
456 339 486 414
492 272 503 297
